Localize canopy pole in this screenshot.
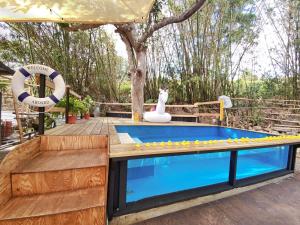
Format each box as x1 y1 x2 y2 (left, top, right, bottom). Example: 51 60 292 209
38 74 46 135
65 86 70 124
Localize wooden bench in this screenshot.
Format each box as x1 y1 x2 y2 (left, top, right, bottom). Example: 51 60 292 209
106 111 132 118
106 111 199 122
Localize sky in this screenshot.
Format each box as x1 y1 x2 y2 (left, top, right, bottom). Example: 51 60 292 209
103 25 127 58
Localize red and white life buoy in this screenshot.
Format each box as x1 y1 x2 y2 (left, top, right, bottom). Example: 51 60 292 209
12 64 65 107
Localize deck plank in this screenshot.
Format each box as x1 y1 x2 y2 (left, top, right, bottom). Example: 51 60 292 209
45 118 106 136
13 149 107 173
134 174 300 225
0 187 105 220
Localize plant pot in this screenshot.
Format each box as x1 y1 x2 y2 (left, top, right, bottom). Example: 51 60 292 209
84 113 90 120
68 115 77 124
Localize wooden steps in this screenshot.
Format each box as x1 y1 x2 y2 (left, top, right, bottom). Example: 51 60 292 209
11 149 107 196
0 135 108 225
13 149 107 173
0 187 105 224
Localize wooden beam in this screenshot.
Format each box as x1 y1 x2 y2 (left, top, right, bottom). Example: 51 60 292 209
47 82 81 99
194 113 220 118
99 102 220 108
12 95 24 143
69 89 81 99
195 101 220 106
46 107 65 113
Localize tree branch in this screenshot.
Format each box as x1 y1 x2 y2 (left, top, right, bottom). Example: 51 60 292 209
137 0 207 50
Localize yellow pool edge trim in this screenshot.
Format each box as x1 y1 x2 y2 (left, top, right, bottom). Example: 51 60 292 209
134 134 300 149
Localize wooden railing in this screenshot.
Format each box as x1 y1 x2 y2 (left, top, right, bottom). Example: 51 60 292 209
98 100 224 122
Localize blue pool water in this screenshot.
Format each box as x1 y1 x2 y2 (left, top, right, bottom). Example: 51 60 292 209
116 125 268 143
115 126 290 203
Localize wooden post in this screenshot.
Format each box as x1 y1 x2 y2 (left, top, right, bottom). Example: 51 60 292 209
65 86 70 124
13 95 24 143
219 100 224 121
38 74 46 135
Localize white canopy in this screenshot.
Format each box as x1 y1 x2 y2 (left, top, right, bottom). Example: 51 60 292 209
0 0 155 24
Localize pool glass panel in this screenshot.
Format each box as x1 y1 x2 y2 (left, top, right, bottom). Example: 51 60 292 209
126 151 230 202
236 145 289 179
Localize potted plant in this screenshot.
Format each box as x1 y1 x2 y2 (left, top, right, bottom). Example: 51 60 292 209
55 98 76 124
82 95 94 120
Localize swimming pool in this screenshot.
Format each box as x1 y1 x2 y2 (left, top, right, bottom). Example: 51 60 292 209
109 125 297 217
116 125 269 143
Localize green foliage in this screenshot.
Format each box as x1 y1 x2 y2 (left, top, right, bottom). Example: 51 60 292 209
0 0 298 104
145 0 259 103
56 97 86 115
0 23 126 102
249 108 263 126
118 81 131 102
145 99 156 103
82 95 94 113
44 115 56 129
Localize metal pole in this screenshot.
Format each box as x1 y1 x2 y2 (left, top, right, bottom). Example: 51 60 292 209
229 151 238 187
65 86 70 124
38 74 46 135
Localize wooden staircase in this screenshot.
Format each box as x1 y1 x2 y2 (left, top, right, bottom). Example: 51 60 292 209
0 135 108 225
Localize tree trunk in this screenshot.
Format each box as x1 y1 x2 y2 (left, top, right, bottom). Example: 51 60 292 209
131 50 147 120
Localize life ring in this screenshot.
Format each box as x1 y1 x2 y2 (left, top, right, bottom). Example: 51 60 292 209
12 64 65 107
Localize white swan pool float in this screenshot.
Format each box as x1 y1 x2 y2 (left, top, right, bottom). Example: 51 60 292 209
144 89 172 123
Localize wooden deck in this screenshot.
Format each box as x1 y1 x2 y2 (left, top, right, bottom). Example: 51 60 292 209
46 117 300 159
133 172 300 225
45 118 110 136
36 117 300 225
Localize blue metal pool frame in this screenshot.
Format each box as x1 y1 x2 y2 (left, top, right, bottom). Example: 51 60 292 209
107 143 299 219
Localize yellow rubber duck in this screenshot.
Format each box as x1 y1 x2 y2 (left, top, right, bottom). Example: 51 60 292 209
151 142 157 147
160 142 165 146
227 138 233 143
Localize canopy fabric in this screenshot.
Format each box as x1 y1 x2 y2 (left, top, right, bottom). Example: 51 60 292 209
0 0 155 24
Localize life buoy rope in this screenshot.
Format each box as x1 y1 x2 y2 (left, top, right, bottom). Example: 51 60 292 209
12 64 65 107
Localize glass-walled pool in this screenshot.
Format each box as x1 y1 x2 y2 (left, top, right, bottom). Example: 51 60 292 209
127 145 289 202
109 125 297 218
